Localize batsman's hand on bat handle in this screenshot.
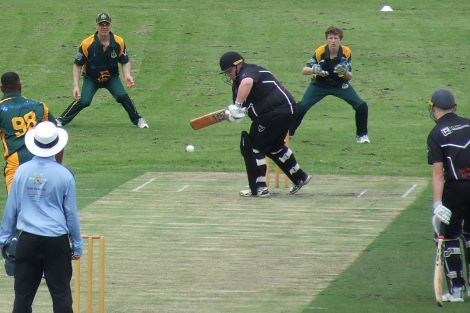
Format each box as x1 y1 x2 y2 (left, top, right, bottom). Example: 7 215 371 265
432 201 451 234
226 103 246 123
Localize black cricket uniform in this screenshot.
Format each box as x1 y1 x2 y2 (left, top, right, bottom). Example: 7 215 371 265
233 63 308 194
427 112 470 291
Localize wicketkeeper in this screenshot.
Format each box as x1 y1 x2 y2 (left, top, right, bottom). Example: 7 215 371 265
428 88 470 302
289 26 369 144
220 51 311 197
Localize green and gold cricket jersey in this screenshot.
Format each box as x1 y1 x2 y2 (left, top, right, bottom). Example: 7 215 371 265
75 31 129 84
307 44 352 87
1 92 55 191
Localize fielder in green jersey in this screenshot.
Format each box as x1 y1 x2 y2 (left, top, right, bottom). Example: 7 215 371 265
289 26 370 144
0 72 58 192
57 12 148 129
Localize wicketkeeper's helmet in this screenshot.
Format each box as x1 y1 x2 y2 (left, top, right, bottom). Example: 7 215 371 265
219 51 244 73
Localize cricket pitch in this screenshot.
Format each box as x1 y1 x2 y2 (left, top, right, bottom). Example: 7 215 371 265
0 172 428 313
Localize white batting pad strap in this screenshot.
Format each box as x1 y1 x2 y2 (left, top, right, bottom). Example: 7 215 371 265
256 176 267 183
289 164 300 175
444 247 462 255
256 158 266 166
279 149 292 163
446 271 458 279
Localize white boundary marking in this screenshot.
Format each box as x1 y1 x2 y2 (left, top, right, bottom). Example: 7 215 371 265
357 189 368 198
177 185 190 192
401 184 418 198
132 178 156 192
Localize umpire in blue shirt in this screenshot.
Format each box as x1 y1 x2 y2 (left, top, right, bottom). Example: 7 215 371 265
0 121 82 313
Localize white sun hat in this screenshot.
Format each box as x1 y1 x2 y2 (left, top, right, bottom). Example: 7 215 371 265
25 121 68 157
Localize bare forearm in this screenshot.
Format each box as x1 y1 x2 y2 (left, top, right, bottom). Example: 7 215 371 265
72 64 82 88
236 78 253 104
122 62 132 78
432 163 445 203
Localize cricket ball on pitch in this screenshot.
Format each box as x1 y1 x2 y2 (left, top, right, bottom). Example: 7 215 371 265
186 144 195 152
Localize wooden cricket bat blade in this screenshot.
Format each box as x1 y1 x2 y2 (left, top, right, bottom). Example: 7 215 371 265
434 235 444 307
189 109 227 130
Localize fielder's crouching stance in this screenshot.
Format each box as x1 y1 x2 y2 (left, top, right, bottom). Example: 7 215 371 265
428 88 470 302
220 51 311 197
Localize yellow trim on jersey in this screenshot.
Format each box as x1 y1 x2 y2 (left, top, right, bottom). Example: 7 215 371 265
42 102 49 121
0 97 13 158
314 44 352 62
5 152 19 192
113 34 126 57
81 34 95 59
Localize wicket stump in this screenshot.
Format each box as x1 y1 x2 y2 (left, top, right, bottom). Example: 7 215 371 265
265 135 289 188
73 235 105 313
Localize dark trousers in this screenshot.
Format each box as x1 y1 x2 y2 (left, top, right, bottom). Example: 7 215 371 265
240 111 307 193
443 181 470 239
13 232 73 313
289 82 368 136
59 75 141 125
441 181 470 291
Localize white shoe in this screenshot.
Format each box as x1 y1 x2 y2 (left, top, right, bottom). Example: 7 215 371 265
137 118 149 129
289 175 312 195
442 287 465 302
356 134 370 144
240 187 270 198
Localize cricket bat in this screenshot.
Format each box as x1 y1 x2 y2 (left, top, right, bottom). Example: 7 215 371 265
189 109 227 130
434 234 444 307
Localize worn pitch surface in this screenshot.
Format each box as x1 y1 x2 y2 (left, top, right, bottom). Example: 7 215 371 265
0 172 428 313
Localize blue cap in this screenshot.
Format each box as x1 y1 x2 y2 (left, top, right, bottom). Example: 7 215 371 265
431 88 456 109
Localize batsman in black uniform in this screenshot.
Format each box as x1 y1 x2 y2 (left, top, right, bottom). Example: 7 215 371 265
428 88 470 302
220 51 311 197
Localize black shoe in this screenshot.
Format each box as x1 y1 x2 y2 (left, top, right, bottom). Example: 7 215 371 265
289 175 312 195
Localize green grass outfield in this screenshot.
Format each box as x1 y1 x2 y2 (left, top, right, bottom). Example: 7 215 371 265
1 0 470 312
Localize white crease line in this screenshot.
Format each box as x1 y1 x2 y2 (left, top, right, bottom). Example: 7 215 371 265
357 189 368 198
177 185 190 192
132 178 156 192
401 183 417 198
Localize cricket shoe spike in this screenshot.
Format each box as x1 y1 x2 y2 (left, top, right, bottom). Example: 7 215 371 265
290 175 312 195
240 187 270 198
442 287 465 302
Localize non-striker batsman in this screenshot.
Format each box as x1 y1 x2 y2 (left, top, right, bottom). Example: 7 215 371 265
428 88 470 302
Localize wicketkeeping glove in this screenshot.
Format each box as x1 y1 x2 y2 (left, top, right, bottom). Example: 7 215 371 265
333 63 349 75
311 64 329 77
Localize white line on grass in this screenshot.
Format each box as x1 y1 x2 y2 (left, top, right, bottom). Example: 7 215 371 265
401 183 418 198
357 189 368 198
177 185 190 192
132 178 156 192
